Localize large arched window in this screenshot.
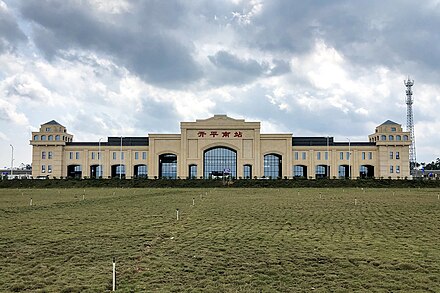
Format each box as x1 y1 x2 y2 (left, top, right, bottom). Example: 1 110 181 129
264 154 282 178
134 164 148 178
159 154 177 179
204 147 237 178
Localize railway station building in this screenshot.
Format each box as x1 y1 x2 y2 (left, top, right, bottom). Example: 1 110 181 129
30 115 411 179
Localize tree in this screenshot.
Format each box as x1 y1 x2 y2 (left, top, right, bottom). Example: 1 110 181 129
424 158 440 170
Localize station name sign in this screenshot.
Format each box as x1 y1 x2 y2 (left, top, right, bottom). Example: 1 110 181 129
197 131 243 138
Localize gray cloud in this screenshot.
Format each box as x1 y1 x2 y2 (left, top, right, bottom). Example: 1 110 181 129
19 0 202 87
0 3 27 52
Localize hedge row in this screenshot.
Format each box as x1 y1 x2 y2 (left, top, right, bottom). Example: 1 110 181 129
1 177 440 189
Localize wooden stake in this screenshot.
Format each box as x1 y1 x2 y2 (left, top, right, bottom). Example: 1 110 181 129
176 209 180 221
192 198 195 206
355 198 357 206
30 198 33 206
112 257 116 291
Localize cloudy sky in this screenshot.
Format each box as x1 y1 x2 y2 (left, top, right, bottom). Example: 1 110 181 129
1 0 439 169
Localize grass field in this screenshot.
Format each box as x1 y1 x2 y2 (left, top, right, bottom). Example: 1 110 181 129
1 188 440 292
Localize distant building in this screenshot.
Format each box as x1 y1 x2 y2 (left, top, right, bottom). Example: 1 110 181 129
30 115 411 179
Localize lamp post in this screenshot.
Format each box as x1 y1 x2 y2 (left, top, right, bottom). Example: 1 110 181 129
346 138 351 179
326 136 330 178
98 138 103 178
120 136 123 180
10 144 14 177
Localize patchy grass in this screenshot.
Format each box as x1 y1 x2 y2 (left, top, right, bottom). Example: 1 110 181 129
1 188 440 292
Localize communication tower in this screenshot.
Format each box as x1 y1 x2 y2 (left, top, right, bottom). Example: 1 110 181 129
404 77 416 173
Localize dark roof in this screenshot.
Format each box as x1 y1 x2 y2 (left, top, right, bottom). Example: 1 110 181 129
292 137 375 147
67 137 149 147
293 137 334 146
380 120 399 126
43 120 62 126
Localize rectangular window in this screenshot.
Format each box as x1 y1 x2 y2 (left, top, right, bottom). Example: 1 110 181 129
91 152 95 160
121 152 124 160
362 152 366 160
391 127 396 132
368 152 373 160
396 152 400 159
48 165 52 173
346 152 350 160
97 152 101 160
390 165 394 173
69 152 73 160
142 152 147 160
75 152 80 160
325 151 328 160
42 151 46 159
396 165 400 173
340 152 344 160
390 151 393 159
45 127 51 132
317 152 321 160
41 165 46 173
48 151 53 159
294 152 299 160
135 152 139 160
302 152 306 160
113 152 116 160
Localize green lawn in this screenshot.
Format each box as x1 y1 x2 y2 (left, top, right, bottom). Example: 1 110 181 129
1 188 440 292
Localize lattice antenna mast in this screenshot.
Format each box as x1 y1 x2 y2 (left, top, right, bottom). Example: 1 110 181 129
404 77 416 172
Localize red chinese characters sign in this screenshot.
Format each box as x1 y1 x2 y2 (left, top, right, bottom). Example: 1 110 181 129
197 131 243 138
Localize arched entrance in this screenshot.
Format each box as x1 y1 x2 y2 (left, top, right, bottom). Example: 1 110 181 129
111 164 126 179
204 147 237 178
293 165 307 178
67 165 82 179
134 164 148 178
264 154 282 178
159 154 177 179
360 165 374 178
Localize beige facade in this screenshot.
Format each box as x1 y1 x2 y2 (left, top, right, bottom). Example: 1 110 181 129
30 116 411 179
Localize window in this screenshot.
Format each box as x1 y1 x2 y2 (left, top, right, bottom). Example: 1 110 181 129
142 152 147 160
315 165 326 178
48 151 53 159
135 165 148 178
55 135 60 141
294 152 299 160
302 152 306 160
41 135 46 141
390 151 393 159
396 152 400 159
45 127 51 132
135 152 139 160
97 152 101 160
42 151 46 159
396 166 400 173
293 165 306 177
381 135 386 140
390 165 394 173
48 135 53 141
69 152 73 160
41 165 46 173
396 135 401 141
204 147 236 178
75 152 80 160
189 164 197 179
34 135 39 140
91 152 95 160
243 165 252 179
160 154 178 179
403 135 409 141
113 152 116 160
362 152 366 160
48 165 52 173
317 152 321 160
264 154 282 178
340 152 344 160
368 152 373 160
325 151 328 160
391 127 396 132
121 152 124 160
346 152 350 160
389 135 394 141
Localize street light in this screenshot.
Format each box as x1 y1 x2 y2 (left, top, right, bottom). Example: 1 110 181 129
346 138 351 179
98 138 103 178
326 136 330 179
120 136 123 180
10 144 14 177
